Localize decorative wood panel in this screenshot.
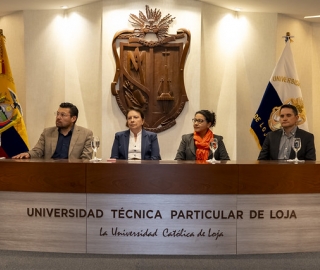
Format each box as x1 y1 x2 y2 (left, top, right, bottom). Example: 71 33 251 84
238 161 320 194
111 5 191 132
0 159 86 193
86 161 238 194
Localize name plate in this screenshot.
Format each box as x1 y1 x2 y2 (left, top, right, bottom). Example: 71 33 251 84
1 192 320 254
87 194 237 255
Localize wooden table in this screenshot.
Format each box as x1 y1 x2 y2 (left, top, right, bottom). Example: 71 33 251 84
1 159 319 194
1 159 319 255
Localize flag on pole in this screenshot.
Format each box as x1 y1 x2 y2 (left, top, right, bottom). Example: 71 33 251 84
250 35 308 148
0 29 29 157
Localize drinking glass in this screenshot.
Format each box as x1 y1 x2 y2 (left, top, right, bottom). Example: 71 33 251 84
287 137 304 163
90 136 102 161
292 138 301 162
207 138 220 163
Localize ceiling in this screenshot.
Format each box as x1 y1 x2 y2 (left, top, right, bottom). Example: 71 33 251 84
0 0 320 22
0 0 99 17
203 0 320 22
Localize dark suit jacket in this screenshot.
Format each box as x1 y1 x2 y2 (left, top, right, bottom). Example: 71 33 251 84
110 129 161 160
28 125 93 160
258 127 316 160
174 133 230 160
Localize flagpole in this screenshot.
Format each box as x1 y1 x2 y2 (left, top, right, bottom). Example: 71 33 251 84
282 32 294 42
0 29 3 74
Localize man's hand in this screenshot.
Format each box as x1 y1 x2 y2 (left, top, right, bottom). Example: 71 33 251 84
12 152 31 159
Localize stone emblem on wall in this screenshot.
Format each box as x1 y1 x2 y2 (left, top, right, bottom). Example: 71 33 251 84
111 5 190 132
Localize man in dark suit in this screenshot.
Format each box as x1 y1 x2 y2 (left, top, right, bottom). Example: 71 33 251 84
258 104 316 160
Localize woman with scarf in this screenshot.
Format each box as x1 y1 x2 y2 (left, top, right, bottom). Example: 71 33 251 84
174 110 230 161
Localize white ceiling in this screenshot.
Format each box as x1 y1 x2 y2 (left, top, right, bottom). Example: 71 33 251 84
0 0 99 17
203 0 320 22
0 0 320 22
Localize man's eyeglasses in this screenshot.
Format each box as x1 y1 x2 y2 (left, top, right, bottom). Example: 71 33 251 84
192 118 205 124
54 112 70 118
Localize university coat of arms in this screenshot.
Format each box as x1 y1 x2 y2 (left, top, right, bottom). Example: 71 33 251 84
111 5 190 132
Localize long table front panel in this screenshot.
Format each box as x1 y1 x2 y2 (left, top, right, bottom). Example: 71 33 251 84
0 159 319 255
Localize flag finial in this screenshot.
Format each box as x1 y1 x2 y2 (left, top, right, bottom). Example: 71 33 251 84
283 32 294 42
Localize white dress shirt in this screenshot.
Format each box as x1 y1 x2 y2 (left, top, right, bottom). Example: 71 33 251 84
128 130 142 160
278 126 297 160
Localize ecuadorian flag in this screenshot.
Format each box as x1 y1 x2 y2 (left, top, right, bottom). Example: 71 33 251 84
0 30 29 157
251 38 308 148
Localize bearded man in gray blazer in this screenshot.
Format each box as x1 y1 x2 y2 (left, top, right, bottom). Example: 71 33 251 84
13 102 93 160
258 104 316 160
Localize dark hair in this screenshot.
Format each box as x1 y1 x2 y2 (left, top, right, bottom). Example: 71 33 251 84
280 104 298 116
125 108 145 128
195 110 216 127
59 102 78 120
126 108 145 120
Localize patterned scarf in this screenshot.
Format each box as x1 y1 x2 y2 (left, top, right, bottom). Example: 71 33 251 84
194 129 214 160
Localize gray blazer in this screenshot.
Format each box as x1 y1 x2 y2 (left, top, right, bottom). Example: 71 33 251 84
110 129 161 160
258 127 316 160
175 133 230 160
28 125 93 160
